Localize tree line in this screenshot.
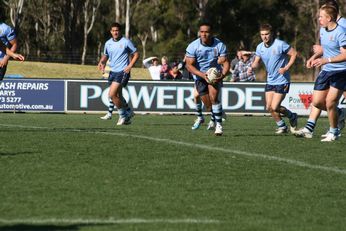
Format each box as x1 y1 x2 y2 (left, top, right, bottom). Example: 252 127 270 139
1 0 344 78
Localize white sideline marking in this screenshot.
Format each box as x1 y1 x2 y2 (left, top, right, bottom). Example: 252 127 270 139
0 218 220 225
1 123 346 175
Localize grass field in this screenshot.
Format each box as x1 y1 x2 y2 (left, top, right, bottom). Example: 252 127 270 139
6 61 151 80
6 60 313 82
1 113 346 231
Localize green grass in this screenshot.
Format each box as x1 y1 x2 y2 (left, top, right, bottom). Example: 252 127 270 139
6 61 151 80
6 60 313 82
0 113 346 231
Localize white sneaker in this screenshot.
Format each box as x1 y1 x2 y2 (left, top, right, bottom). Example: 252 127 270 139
116 117 131 126
338 108 346 130
191 117 204 130
214 123 223 136
294 127 313 138
321 132 339 142
321 130 342 138
100 113 112 120
289 113 298 131
207 121 215 130
275 126 288 134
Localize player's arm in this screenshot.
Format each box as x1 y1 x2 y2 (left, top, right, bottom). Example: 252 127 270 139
0 39 18 67
185 56 207 80
279 47 297 75
248 56 261 75
217 56 230 80
97 54 108 73
306 52 322 68
313 45 323 56
0 41 24 61
124 51 139 73
312 46 346 67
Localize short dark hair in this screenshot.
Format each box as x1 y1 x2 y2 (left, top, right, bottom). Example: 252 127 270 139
110 22 121 30
321 0 339 13
199 21 213 31
260 23 273 32
321 4 338 22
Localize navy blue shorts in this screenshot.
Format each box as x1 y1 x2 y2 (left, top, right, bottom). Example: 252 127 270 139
194 78 221 96
265 83 290 94
108 71 130 87
314 70 346 91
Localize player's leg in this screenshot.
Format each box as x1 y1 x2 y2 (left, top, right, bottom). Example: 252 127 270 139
101 72 115 120
109 82 127 125
337 91 346 131
275 84 298 132
120 92 134 119
199 94 213 130
193 80 214 130
295 90 328 138
270 91 288 134
120 72 134 123
295 105 322 138
191 86 205 130
295 71 330 138
208 83 223 135
100 98 114 120
108 71 131 125
322 86 343 141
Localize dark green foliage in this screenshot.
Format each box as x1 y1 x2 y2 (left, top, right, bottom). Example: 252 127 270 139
1 0 336 73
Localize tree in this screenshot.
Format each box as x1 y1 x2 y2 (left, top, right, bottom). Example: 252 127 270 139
3 0 25 32
81 0 101 64
61 0 84 63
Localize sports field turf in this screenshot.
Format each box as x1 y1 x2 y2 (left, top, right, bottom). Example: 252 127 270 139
0 113 345 231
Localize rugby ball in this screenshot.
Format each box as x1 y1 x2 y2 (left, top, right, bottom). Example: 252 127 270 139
206 67 220 84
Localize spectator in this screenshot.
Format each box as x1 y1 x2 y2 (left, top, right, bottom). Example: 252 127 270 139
168 62 183 80
179 56 193 80
142 56 161 80
231 50 256 82
230 48 242 74
160 56 171 80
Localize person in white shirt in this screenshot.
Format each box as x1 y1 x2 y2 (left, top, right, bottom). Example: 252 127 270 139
143 56 161 80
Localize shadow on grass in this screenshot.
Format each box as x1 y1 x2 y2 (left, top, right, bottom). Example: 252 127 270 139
0 224 79 231
0 151 36 157
0 223 110 231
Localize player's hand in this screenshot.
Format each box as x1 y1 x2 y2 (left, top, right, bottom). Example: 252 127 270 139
12 53 24 61
123 66 131 74
306 58 314 68
214 73 224 83
312 58 327 67
0 59 7 67
278 67 287 75
98 62 105 72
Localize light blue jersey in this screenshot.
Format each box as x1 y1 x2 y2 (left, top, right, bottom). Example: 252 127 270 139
320 25 346 72
0 23 16 59
338 17 346 28
103 37 137 72
255 39 291 85
185 37 227 80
